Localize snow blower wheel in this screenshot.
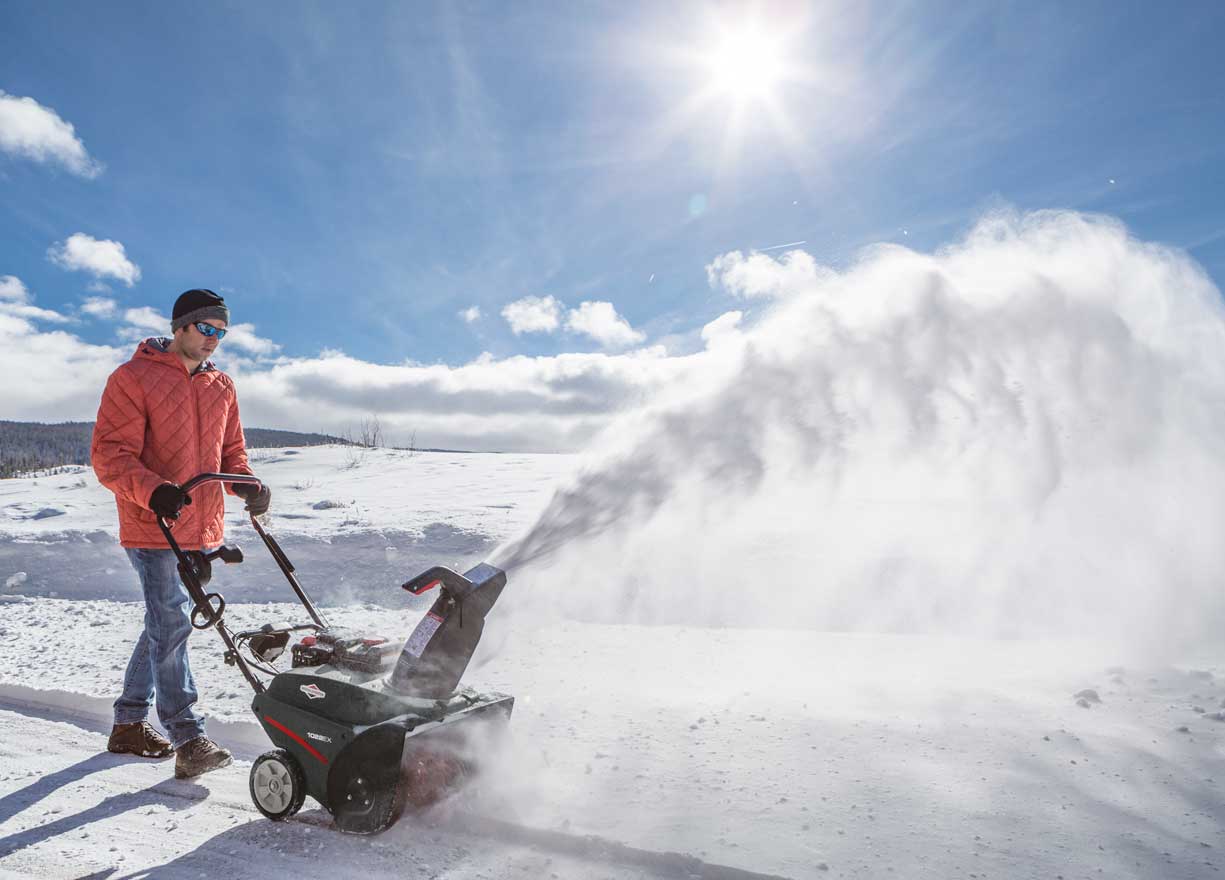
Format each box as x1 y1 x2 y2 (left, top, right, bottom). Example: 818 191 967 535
250 749 307 821
327 723 408 835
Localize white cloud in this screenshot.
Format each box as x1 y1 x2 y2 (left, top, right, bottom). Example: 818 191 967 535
700 310 743 345
80 296 118 319
229 344 690 451
0 302 696 451
0 275 30 303
502 295 561 334
459 305 482 323
565 301 646 349
706 248 825 298
222 322 281 358
0 317 124 421
501 297 646 348
122 306 166 335
0 276 71 324
1 303 72 324
48 233 141 287
0 90 102 178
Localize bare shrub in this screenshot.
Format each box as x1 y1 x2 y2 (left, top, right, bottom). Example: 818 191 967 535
342 415 384 448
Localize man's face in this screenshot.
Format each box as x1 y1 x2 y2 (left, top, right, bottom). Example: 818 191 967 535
179 318 228 361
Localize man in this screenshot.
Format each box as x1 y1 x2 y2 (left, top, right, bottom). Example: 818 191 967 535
91 288 272 779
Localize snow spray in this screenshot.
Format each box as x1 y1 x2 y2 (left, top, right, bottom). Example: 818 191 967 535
492 210 1225 648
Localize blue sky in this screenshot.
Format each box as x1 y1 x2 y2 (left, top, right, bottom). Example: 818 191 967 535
2 1 1224 448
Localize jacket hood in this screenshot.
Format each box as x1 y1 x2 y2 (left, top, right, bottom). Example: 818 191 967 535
133 337 217 373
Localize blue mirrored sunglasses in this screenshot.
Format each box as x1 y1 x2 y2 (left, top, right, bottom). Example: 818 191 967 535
193 321 227 340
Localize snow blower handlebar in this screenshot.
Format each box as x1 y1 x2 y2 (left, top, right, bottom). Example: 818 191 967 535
154 472 328 694
155 474 263 629
180 471 263 494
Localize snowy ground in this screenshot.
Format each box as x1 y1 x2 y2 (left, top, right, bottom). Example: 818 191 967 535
1 447 1224 879
0 446 574 605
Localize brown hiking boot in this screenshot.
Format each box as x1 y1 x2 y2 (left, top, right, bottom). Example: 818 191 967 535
108 721 173 758
174 736 233 779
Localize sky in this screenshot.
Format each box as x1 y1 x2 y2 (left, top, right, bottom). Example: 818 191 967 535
1 0 1224 451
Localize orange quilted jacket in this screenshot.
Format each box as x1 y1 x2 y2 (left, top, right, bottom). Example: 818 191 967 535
91 338 252 549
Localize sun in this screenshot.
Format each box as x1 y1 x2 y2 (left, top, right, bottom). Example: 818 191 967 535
681 12 808 168
645 7 822 175
702 25 788 103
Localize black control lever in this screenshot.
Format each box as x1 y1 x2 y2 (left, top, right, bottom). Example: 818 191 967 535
205 544 244 564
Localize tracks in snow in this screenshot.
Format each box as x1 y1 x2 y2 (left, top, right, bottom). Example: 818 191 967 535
0 693 796 880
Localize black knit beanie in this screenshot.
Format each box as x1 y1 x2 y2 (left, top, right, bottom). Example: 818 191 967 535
171 288 230 332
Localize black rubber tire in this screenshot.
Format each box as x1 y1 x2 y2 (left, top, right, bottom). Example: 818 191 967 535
327 725 408 835
249 749 307 821
329 752 405 835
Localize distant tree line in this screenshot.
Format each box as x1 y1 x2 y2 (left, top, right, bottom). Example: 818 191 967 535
0 420 349 479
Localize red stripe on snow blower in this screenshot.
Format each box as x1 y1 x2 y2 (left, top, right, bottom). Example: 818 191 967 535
264 715 329 765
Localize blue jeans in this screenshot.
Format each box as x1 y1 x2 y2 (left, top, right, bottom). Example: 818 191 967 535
113 547 206 748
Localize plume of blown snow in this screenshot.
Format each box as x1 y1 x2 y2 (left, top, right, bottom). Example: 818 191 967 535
491 210 1225 652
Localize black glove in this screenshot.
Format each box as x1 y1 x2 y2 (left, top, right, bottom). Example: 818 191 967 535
149 483 191 520
233 482 272 516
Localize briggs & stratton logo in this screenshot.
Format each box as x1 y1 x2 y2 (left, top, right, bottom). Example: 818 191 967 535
300 683 326 700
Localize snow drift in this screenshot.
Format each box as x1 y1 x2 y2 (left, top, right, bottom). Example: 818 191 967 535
494 210 1225 649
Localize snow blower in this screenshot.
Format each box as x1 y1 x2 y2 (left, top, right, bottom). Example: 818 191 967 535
156 473 514 834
